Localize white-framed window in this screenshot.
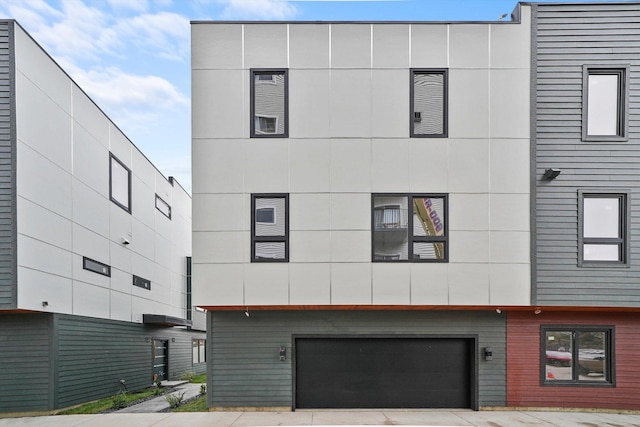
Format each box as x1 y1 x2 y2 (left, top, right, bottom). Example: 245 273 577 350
192 339 206 364
110 153 131 213
578 191 628 266
582 65 629 141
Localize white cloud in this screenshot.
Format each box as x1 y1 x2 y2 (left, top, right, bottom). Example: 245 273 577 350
106 0 149 13
216 0 298 19
116 12 190 62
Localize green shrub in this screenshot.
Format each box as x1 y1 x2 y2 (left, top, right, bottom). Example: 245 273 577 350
111 392 128 410
180 371 196 382
165 391 185 408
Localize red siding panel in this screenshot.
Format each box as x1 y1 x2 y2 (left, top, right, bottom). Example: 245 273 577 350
507 311 640 410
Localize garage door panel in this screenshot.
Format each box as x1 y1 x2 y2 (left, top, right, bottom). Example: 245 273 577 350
295 337 472 409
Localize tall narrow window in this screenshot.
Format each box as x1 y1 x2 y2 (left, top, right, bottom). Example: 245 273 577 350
372 194 448 262
582 66 628 141
542 327 614 386
579 191 628 266
192 339 206 364
251 69 288 138
410 69 448 138
251 194 289 262
110 153 131 213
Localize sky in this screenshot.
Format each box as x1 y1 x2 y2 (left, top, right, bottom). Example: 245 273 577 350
0 0 625 193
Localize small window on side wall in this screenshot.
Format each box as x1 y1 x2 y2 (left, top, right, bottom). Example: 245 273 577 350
192 339 206 364
582 65 629 141
251 69 288 138
251 194 289 262
542 326 614 386
110 153 131 213
410 69 448 138
83 257 111 277
155 194 171 219
578 191 628 267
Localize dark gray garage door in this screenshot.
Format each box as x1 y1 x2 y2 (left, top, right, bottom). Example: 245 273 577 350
294 337 474 409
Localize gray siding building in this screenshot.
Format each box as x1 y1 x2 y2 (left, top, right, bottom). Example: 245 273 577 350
0 21 205 414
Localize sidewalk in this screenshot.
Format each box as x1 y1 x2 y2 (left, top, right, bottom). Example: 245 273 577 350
117 381 203 413
1 409 640 426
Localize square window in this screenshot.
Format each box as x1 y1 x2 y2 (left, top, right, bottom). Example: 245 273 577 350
372 194 448 262
542 326 614 386
155 194 171 219
410 69 448 138
582 66 629 141
252 194 289 262
110 153 131 213
251 69 288 138
578 191 628 266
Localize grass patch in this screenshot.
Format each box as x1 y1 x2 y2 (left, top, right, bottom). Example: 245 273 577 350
58 388 159 415
191 373 206 383
173 395 208 412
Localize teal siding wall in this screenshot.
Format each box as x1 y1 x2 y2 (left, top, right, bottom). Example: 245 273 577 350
533 3 640 306
0 21 17 310
208 310 506 409
0 313 52 412
0 313 205 412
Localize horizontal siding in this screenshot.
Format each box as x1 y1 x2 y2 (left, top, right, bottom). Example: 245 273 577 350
55 314 205 408
533 3 640 306
0 313 51 412
0 21 15 309
507 311 640 410
208 310 506 409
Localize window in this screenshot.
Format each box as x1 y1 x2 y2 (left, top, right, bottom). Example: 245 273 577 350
578 191 628 266
133 275 151 290
582 65 629 141
251 69 288 138
251 194 289 262
192 339 206 364
372 194 448 262
110 153 131 213
155 194 171 219
410 69 448 138
83 257 111 277
542 326 614 386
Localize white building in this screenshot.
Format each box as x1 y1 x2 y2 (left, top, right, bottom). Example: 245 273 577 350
192 3 531 410
0 20 205 414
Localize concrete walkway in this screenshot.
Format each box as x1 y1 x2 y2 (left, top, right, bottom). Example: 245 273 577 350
2 409 640 426
117 381 203 413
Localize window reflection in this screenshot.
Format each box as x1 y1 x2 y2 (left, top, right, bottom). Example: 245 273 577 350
253 71 286 136
544 329 609 384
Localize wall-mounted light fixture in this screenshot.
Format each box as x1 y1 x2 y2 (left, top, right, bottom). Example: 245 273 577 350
279 346 286 361
484 347 493 361
543 168 561 180
42 301 48 307
171 338 176 343
495 308 502 314
244 308 250 317
534 308 542 315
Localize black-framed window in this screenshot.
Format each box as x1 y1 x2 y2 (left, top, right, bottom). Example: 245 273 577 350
250 69 288 138
133 275 151 290
578 191 628 266
410 69 448 138
192 339 206 364
582 65 629 141
109 153 132 213
542 326 614 386
251 194 289 262
83 256 111 277
155 194 171 219
372 193 448 262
